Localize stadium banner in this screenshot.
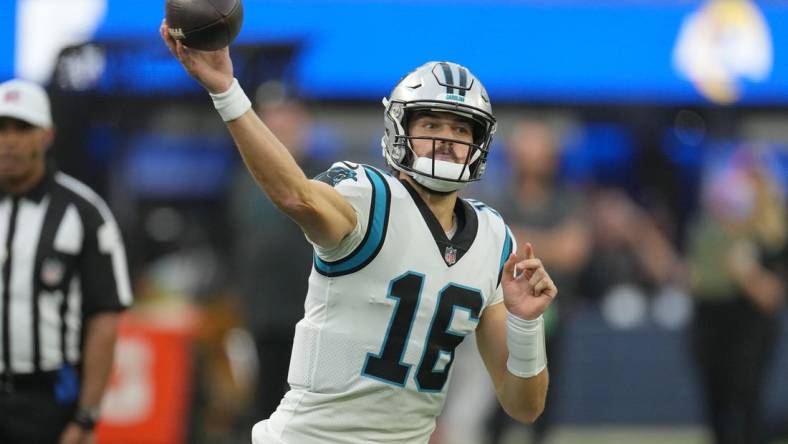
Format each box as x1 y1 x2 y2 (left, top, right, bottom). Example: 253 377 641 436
6 0 788 104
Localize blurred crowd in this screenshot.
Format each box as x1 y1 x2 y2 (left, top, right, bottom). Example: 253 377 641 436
433 117 788 444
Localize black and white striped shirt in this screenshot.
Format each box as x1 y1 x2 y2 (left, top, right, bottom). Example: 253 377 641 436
0 166 132 375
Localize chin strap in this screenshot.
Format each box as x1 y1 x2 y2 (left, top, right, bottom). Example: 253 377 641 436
411 172 467 192
409 156 474 192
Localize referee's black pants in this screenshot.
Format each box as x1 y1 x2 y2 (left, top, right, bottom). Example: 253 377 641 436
0 371 78 444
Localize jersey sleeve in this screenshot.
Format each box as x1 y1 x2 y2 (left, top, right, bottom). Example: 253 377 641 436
79 203 133 316
311 162 392 277
310 161 372 261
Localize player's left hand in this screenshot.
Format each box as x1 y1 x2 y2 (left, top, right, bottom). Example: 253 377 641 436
501 243 557 321
58 423 94 444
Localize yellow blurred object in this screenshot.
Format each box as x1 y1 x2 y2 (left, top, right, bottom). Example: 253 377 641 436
673 0 773 104
193 295 257 440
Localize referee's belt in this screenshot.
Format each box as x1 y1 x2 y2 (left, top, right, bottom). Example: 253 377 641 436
0 370 63 393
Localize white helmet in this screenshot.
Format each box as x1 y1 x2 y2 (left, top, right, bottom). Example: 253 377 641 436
381 61 497 192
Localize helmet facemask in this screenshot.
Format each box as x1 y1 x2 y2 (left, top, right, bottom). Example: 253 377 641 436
384 104 491 192
381 62 497 193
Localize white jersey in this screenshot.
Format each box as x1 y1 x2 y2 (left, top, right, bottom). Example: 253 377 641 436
253 162 514 444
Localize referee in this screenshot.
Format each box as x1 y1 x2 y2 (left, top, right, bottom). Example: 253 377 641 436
0 79 133 443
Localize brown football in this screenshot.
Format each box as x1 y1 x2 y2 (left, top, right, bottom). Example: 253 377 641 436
165 0 243 51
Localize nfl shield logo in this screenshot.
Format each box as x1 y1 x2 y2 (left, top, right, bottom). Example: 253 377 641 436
444 246 457 265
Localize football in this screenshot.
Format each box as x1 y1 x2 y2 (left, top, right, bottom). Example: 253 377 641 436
165 0 244 51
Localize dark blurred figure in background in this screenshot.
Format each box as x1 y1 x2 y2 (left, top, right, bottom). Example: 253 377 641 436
488 119 592 444
227 85 323 428
581 188 680 306
686 146 786 444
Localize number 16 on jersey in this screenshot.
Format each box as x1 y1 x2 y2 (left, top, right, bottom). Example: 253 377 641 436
362 272 483 392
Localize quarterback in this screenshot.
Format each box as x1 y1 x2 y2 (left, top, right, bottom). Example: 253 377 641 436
161 22 556 444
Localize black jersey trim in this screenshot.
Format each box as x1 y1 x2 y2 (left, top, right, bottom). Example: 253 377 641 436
401 181 478 267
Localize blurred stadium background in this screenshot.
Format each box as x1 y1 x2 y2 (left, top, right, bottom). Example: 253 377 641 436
3 0 787 443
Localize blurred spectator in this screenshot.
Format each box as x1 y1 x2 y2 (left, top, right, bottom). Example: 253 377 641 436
484 119 591 444
227 87 324 428
581 188 679 308
686 146 787 444
496 119 591 443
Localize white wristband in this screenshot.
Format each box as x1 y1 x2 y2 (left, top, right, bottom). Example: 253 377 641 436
209 78 251 122
506 312 547 378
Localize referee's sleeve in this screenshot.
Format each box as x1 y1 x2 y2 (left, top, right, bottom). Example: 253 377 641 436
80 209 133 315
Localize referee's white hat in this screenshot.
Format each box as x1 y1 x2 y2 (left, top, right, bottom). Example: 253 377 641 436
0 79 53 128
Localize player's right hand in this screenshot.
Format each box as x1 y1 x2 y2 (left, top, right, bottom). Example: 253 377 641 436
159 20 234 94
